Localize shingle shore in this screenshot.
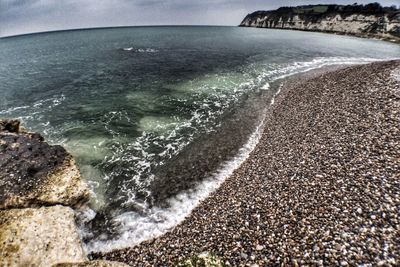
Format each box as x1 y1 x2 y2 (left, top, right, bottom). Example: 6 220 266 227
97 60 400 266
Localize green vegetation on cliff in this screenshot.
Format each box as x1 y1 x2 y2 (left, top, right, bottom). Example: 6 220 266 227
240 2 400 42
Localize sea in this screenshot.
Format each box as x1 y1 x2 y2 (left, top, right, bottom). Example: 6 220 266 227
0 26 399 253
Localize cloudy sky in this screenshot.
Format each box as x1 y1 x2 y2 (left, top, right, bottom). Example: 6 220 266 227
1 0 398 37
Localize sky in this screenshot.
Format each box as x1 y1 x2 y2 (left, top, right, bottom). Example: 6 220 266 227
1 0 399 37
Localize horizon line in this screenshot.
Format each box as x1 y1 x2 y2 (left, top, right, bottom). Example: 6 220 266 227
0 24 237 39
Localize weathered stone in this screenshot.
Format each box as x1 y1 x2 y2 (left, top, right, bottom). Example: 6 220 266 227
0 205 87 266
0 123 90 209
0 119 20 133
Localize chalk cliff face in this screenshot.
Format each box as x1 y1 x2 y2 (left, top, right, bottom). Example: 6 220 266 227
240 4 400 43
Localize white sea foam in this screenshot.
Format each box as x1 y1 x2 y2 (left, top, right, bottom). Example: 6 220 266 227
270 84 283 106
0 105 30 114
122 47 159 53
261 83 270 90
0 94 65 127
259 56 390 83
138 48 159 53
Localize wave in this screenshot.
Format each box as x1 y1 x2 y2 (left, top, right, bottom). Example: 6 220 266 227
122 47 159 53
81 56 390 253
0 94 65 119
84 97 268 253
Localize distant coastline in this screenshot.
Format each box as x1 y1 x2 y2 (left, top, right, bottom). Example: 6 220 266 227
0 25 231 39
240 3 400 44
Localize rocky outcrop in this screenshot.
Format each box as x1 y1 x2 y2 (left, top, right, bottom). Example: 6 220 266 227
0 120 90 209
0 119 128 267
240 4 400 43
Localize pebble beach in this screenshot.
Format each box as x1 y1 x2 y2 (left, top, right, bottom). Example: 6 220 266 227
96 60 400 266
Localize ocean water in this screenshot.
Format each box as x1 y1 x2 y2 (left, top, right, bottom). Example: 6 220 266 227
0 26 399 253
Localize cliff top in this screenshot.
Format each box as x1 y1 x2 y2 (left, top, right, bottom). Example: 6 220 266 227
245 3 399 19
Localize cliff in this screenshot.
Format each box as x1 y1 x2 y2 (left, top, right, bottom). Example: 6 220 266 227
240 3 400 43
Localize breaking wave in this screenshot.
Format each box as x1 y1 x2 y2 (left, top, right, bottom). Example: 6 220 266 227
122 47 159 53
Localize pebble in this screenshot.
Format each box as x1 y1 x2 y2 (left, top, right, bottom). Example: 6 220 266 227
240 253 248 259
256 245 264 251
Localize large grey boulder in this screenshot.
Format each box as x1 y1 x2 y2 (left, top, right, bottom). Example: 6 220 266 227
0 205 87 266
0 119 90 209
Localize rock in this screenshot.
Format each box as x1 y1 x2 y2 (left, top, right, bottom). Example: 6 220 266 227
0 119 20 133
0 121 90 209
256 245 264 251
0 205 86 266
53 260 130 267
240 252 248 259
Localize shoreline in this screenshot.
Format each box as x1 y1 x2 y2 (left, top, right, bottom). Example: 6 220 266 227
84 62 352 254
97 60 400 265
238 26 400 44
